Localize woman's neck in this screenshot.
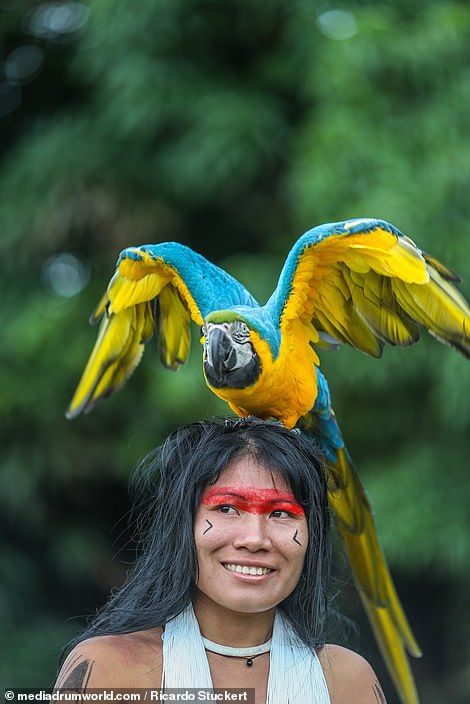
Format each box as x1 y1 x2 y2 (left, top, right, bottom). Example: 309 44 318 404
193 591 275 648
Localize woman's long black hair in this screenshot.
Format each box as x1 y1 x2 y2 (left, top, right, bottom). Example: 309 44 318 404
64 417 331 659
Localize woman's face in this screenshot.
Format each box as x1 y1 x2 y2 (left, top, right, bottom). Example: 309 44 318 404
194 455 308 614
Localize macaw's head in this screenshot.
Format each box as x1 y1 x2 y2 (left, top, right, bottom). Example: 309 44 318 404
202 319 262 389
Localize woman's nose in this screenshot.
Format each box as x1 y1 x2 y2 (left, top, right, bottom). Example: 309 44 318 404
232 514 272 552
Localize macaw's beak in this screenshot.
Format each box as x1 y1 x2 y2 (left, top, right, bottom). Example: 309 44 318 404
208 327 235 379
204 325 261 390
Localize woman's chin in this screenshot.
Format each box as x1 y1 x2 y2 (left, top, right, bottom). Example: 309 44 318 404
197 586 279 615
219 599 276 615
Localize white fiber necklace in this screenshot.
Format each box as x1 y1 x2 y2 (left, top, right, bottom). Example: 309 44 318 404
202 635 271 666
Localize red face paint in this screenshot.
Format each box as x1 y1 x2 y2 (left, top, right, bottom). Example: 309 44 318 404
201 487 305 517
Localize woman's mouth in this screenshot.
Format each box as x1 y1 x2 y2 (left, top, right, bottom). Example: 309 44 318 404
222 563 274 576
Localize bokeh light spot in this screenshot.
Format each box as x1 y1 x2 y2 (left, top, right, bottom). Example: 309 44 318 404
29 2 89 40
42 253 90 297
317 10 357 41
4 45 44 83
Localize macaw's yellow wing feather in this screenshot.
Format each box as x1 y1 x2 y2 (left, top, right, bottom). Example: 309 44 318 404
157 285 191 370
278 220 470 359
66 303 151 417
421 251 461 283
314 269 384 357
341 269 420 348
66 248 202 418
392 268 470 356
86 305 151 407
329 448 421 704
110 260 173 315
89 289 109 324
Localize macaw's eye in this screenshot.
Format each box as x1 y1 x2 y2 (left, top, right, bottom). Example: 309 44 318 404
232 321 250 342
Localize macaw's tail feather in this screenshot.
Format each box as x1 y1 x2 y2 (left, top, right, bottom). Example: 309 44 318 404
328 447 421 704
66 303 154 418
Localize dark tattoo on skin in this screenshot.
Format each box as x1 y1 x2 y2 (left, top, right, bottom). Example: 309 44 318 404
56 657 94 691
203 519 213 534
293 529 302 546
373 681 386 703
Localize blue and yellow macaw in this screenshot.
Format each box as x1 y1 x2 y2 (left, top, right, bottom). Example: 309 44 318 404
67 218 470 704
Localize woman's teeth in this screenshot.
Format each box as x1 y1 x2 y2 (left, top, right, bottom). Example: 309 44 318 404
223 563 272 576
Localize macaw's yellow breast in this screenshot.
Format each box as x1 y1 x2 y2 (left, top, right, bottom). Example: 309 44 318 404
204 324 319 429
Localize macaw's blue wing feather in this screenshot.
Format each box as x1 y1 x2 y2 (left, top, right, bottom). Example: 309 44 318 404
67 242 258 418
267 218 470 359
115 243 258 319
299 370 422 704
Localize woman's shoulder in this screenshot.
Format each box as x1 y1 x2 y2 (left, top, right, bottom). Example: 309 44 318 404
317 644 387 704
54 628 164 688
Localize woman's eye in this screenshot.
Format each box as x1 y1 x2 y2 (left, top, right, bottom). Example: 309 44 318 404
271 510 291 518
219 505 237 514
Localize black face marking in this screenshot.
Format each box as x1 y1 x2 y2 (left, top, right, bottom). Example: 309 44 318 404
203 519 213 535
373 681 386 703
56 658 94 690
293 529 302 546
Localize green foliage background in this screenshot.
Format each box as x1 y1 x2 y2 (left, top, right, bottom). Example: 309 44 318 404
1 1 469 701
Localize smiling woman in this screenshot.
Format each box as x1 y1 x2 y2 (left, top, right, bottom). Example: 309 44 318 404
55 419 386 703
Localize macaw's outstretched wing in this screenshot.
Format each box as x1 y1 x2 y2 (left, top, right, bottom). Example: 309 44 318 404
67 242 258 418
271 218 469 358
299 395 421 704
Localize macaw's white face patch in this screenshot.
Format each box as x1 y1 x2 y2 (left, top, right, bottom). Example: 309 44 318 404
202 321 261 390
194 457 308 615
